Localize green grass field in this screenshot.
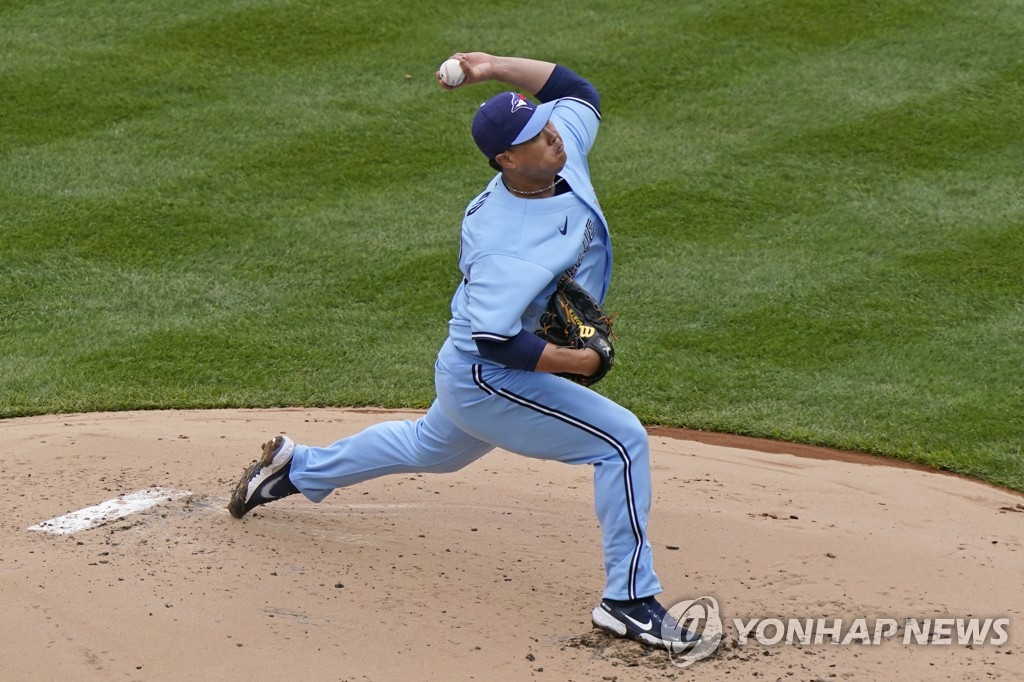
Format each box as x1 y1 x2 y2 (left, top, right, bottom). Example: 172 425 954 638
2 0 1022 491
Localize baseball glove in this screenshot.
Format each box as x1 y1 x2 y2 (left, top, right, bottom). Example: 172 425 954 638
536 274 616 386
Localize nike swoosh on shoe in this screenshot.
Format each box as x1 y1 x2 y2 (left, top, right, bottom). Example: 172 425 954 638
623 613 653 632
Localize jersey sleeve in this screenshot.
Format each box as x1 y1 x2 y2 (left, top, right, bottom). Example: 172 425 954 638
466 254 555 343
552 97 601 157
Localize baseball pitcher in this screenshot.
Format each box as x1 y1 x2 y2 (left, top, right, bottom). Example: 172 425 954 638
227 52 700 654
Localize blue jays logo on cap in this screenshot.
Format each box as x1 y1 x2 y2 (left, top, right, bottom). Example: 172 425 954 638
509 93 531 113
472 91 558 159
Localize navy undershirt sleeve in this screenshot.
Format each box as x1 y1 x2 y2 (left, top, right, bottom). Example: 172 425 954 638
475 329 547 371
535 65 601 113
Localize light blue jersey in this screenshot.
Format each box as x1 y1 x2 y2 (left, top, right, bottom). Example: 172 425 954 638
449 97 611 358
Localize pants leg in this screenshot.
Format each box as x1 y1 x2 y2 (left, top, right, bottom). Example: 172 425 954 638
287 340 661 602
435 356 661 601
288 398 494 503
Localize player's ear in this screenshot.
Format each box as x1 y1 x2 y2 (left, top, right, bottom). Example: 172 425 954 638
494 150 515 170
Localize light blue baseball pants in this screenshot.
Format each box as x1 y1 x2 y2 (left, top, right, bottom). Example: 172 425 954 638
287 338 662 601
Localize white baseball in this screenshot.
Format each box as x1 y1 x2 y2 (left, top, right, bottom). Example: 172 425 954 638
438 58 465 87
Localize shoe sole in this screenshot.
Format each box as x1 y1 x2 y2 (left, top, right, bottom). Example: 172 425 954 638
591 606 700 653
227 436 289 519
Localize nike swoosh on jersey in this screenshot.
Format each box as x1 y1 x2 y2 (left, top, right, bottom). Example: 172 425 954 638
559 217 568 235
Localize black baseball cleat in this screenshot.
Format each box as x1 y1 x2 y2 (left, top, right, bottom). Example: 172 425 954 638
227 435 300 518
592 595 701 652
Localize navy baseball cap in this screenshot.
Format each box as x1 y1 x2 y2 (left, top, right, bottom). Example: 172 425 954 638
471 92 557 159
